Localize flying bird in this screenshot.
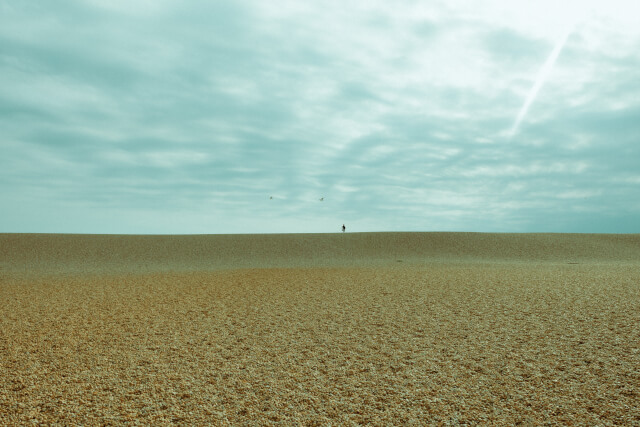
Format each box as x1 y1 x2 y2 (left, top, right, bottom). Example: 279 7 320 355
319 197 324 201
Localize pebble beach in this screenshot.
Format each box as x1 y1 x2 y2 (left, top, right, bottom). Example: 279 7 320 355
1 232 639 424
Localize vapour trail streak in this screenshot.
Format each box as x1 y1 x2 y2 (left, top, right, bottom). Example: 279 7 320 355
509 29 572 137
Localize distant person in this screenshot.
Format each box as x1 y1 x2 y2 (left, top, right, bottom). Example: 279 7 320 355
342 224 346 232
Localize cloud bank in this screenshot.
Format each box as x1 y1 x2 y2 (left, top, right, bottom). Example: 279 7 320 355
1 0 639 233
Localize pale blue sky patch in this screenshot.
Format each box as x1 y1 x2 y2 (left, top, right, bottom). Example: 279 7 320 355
1 0 639 233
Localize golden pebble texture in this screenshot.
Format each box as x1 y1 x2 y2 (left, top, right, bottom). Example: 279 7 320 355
1 233 639 424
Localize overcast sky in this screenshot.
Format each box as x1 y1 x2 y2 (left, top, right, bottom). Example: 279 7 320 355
2 1 639 234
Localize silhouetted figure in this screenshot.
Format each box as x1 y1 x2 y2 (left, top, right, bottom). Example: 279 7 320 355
342 224 346 232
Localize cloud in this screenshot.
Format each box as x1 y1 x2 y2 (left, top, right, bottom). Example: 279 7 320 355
1 1 639 233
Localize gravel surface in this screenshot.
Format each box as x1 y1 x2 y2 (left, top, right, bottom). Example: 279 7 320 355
1 233 639 424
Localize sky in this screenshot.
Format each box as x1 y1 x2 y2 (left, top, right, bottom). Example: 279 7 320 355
2 0 639 234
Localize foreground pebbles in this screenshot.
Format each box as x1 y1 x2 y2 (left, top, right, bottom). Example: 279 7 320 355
2 261 639 424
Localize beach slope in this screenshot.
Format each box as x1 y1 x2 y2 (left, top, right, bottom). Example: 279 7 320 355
1 233 639 424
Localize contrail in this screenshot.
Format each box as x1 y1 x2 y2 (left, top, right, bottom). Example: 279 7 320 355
509 29 572 137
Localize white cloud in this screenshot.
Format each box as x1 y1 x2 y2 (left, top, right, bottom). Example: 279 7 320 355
1 0 639 233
